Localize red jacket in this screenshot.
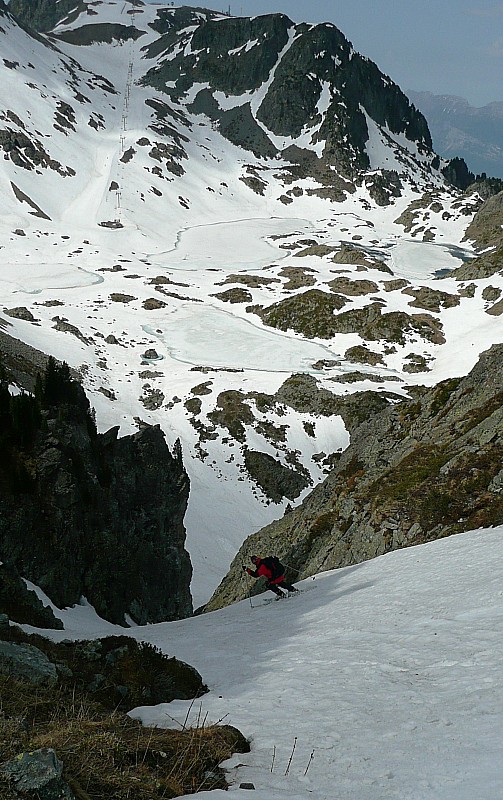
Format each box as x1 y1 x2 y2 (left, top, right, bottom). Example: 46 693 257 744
246 558 285 585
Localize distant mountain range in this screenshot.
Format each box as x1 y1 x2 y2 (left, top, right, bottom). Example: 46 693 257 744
408 90 503 179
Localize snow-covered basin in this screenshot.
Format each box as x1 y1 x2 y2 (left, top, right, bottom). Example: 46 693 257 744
0 263 103 293
33 527 503 800
142 305 339 371
389 240 472 281
150 217 314 270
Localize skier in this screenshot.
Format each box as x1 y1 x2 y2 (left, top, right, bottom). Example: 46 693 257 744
243 555 298 599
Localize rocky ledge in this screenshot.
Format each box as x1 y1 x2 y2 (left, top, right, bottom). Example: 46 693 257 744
206 343 503 610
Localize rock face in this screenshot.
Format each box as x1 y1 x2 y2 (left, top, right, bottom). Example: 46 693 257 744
140 7 434 189
462 190 503 251
0 564 63 629
206 344 503 610
9 0 84 32
0 362 192 625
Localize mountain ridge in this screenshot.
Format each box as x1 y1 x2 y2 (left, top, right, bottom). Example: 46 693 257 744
408 89 503 179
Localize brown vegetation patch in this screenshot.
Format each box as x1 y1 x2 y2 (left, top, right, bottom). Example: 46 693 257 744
0 674 248 799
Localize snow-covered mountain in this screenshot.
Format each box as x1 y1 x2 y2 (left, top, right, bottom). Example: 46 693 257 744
1 0 502 607
408 90 503 180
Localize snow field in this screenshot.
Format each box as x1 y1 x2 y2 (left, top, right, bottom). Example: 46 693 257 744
32 526 503 800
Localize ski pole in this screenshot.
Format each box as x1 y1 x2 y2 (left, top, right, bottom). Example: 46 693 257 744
241 569 254 608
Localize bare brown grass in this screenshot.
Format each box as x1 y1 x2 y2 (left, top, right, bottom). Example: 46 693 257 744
0 675 249 798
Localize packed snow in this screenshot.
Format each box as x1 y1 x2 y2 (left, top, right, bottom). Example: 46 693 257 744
28 526 503 800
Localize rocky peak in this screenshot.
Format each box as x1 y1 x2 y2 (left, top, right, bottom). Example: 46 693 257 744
6 1 453 199
138 8 437 187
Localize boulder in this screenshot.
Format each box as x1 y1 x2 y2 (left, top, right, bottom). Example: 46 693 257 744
1 748 74 800
0 641 58 687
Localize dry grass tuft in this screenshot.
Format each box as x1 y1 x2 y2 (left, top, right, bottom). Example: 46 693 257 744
0 675 249 798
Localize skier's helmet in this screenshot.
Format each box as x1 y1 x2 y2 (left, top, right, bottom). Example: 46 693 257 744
251 555 260 565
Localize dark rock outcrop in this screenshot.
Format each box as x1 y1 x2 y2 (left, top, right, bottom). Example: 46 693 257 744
9 0 87 33
0 564 63 629
0 359 192 625
1 622 208 710
141 8 436 188
244 449 310 503
250 294 445 346
441 156 476 190
206 344 503 610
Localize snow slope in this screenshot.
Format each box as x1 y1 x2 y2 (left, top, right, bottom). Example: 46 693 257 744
29 526 503 800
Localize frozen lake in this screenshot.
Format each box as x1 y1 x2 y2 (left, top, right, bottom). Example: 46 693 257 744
150 217 314 270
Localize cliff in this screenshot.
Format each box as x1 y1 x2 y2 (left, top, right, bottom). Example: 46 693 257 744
0 356 192 625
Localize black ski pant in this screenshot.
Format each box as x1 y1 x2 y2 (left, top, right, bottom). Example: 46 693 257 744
266 580 298 596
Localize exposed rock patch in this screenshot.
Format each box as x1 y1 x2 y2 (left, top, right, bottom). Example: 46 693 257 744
402 286 460 311
3 307 37 322
206 344 503 611
451 245 503 280
345 344 384 365
328 277 379 296
213 287 253 303
218 273 280 288
463 190 503 250
330 243 391 272
143 297 168 310
249 289 347 338
486 299 503 316
110 293 136 303
279 266 317 290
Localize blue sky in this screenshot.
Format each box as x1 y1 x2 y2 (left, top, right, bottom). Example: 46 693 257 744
153 1 503 106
